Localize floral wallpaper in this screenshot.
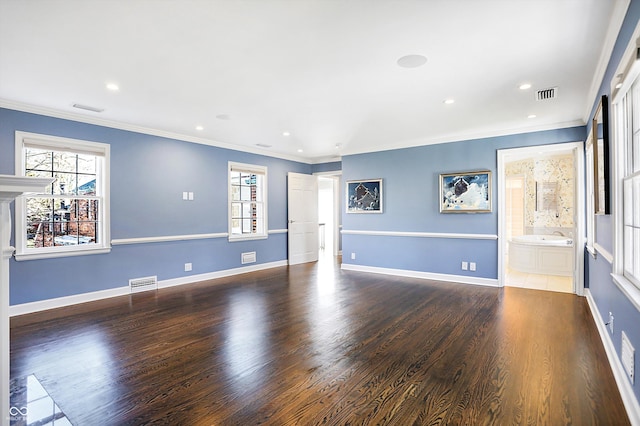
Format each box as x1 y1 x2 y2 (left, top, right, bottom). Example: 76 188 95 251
505 154 574 231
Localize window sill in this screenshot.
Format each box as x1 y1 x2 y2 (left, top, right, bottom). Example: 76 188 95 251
611 273 640 313
14 246 111 261
228 234 268 243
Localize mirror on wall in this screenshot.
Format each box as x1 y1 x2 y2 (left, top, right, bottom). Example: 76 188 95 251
593 94 610 215
535 181 558 214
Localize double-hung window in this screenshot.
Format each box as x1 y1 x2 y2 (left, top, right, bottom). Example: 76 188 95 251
619 78 640 287
15 132 110 260
228 162 267 241
611 26 640 295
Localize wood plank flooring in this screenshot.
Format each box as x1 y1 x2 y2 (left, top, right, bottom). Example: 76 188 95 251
10 258 629 425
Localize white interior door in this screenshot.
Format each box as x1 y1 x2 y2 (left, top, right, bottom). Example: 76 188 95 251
288 172 319 265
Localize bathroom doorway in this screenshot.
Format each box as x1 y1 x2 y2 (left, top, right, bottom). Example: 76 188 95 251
497 142 585 294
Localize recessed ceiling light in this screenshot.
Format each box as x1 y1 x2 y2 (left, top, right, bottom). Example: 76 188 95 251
297 149 303 153
443 99 455 104
397 54 427 68
519 83 532 90
195 125 204 131
528 114 537 119
216 114 230 120
106 83 119 91
282 131 291 137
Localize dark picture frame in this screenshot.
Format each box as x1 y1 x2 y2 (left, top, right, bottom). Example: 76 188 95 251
593 94 610 215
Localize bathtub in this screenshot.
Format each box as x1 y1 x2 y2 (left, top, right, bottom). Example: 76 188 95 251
508 234 574 276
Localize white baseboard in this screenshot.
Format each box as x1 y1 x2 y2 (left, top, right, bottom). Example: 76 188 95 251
340 263 499 287
585 289 640 425
9 286 130 317
158 260 287 289
9 260 288 317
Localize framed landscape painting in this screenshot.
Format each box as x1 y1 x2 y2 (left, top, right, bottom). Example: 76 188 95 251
440 171 491 213
346 179 382 213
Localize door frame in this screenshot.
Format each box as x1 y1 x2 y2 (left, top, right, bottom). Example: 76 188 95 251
497 141 585 294
314 171 342 257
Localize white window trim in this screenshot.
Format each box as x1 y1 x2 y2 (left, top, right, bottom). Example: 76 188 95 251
228 161 268 242
610 22 640 311
14 131 111 261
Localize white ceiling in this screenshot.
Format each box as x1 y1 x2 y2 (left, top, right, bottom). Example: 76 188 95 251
0 0 623 163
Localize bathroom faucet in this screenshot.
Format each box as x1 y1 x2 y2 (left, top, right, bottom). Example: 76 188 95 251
552 230 565 236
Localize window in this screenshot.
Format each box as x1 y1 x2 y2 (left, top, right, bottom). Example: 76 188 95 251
228 162 267 241
15 132 110 260
620 79 640 287
611 28 640 292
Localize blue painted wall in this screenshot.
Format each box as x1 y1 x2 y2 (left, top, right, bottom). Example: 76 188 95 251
341 126 585 279
312 161 341 174
0 108 310 304
584 0 640 406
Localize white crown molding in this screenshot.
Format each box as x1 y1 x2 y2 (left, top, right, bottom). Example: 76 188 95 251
0 99 311 164
2 98 583 164
583 0 631 122
340 120 586 157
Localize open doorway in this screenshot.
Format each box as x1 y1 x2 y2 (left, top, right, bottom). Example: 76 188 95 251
316 173 341 259
497 142 585 294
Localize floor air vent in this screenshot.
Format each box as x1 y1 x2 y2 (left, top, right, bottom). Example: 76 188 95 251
536 87 558 101
129 275 158 293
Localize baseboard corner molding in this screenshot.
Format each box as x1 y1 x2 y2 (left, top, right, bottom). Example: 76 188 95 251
585 289 640 425
340 263 499 288
10 260 289 317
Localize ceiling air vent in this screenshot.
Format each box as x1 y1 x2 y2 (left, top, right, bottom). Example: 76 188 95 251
73 103 104 113
536 87 558 101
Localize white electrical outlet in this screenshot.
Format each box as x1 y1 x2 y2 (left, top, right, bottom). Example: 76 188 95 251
188 192 194 200
351 252 356 260
182 192 189 200
184 262 192 272
470 262 476 271
461 261 468 270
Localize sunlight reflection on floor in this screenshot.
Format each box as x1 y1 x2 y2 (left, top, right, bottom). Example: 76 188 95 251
9 374 71 425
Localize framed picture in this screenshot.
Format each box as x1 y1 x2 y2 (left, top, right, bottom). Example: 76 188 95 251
440 171 491 213
593 94 610 215
346 178 382 213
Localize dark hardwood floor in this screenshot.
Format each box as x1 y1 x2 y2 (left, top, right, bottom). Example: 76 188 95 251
10 257 629 425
